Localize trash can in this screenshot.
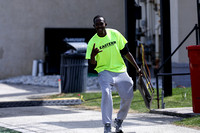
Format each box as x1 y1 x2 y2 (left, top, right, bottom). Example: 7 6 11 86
60 42 88 93
186 45 200 113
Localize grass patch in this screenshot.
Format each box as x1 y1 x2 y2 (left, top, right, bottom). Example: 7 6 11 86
163 87 192 108
0 127 21 133
44 87 192 112
174 115 200 129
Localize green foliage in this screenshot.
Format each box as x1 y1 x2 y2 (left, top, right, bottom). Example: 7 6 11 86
163 87 192 108
0 127 21 133
174 116 200 129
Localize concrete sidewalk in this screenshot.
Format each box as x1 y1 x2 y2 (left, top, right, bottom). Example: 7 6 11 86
0 83 200 133
0 106 199 133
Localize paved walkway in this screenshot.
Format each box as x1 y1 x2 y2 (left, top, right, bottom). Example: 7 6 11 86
0 83 200 133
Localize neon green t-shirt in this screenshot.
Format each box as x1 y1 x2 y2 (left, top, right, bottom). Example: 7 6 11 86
85 28 128 73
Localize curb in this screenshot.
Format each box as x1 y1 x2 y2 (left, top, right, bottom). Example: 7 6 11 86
150 108 200 118
0 98 82 108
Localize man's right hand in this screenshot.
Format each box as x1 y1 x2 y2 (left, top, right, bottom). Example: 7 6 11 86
90 43 102 64
91 43 102 57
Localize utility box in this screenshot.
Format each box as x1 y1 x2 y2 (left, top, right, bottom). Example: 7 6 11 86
186 45 200 113
60 42 88 93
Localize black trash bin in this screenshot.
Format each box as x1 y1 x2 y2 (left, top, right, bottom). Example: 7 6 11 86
60 42 88 93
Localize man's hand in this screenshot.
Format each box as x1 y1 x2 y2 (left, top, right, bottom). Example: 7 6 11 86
137 68 143 77
91 43 102 57
90 43 102 64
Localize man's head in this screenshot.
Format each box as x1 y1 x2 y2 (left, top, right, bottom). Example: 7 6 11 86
93 15 106 24
93 15 107 37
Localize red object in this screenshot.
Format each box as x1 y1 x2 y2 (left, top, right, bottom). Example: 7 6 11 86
187 45 200 113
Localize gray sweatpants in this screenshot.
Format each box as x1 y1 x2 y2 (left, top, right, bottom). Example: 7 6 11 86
98 70 133 124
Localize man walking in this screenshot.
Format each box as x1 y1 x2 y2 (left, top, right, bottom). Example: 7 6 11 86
86 15 141 133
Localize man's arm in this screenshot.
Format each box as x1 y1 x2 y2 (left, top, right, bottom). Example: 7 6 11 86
124 52 142 76
120 44 141 74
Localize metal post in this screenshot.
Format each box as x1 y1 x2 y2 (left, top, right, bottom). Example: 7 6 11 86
156 75 160 109
125 0 137 90
160 0 172 97
161 89 165 109
197 0 200 44
195 24 199 45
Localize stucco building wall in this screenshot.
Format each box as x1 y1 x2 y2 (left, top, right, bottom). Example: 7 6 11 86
170 0 197 63
0 0 125 79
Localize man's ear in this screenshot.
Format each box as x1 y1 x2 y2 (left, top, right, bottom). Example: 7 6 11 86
93 24 96 28
105 23 107 26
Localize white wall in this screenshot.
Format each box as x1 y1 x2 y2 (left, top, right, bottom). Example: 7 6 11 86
0 0 125 79
170 0 197 63
170 0 179 63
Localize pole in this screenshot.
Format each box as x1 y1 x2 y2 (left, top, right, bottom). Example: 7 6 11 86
125 0 137 90
197 0 200 43
196 24 199 45
156 75 160 109
160 0 172 97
